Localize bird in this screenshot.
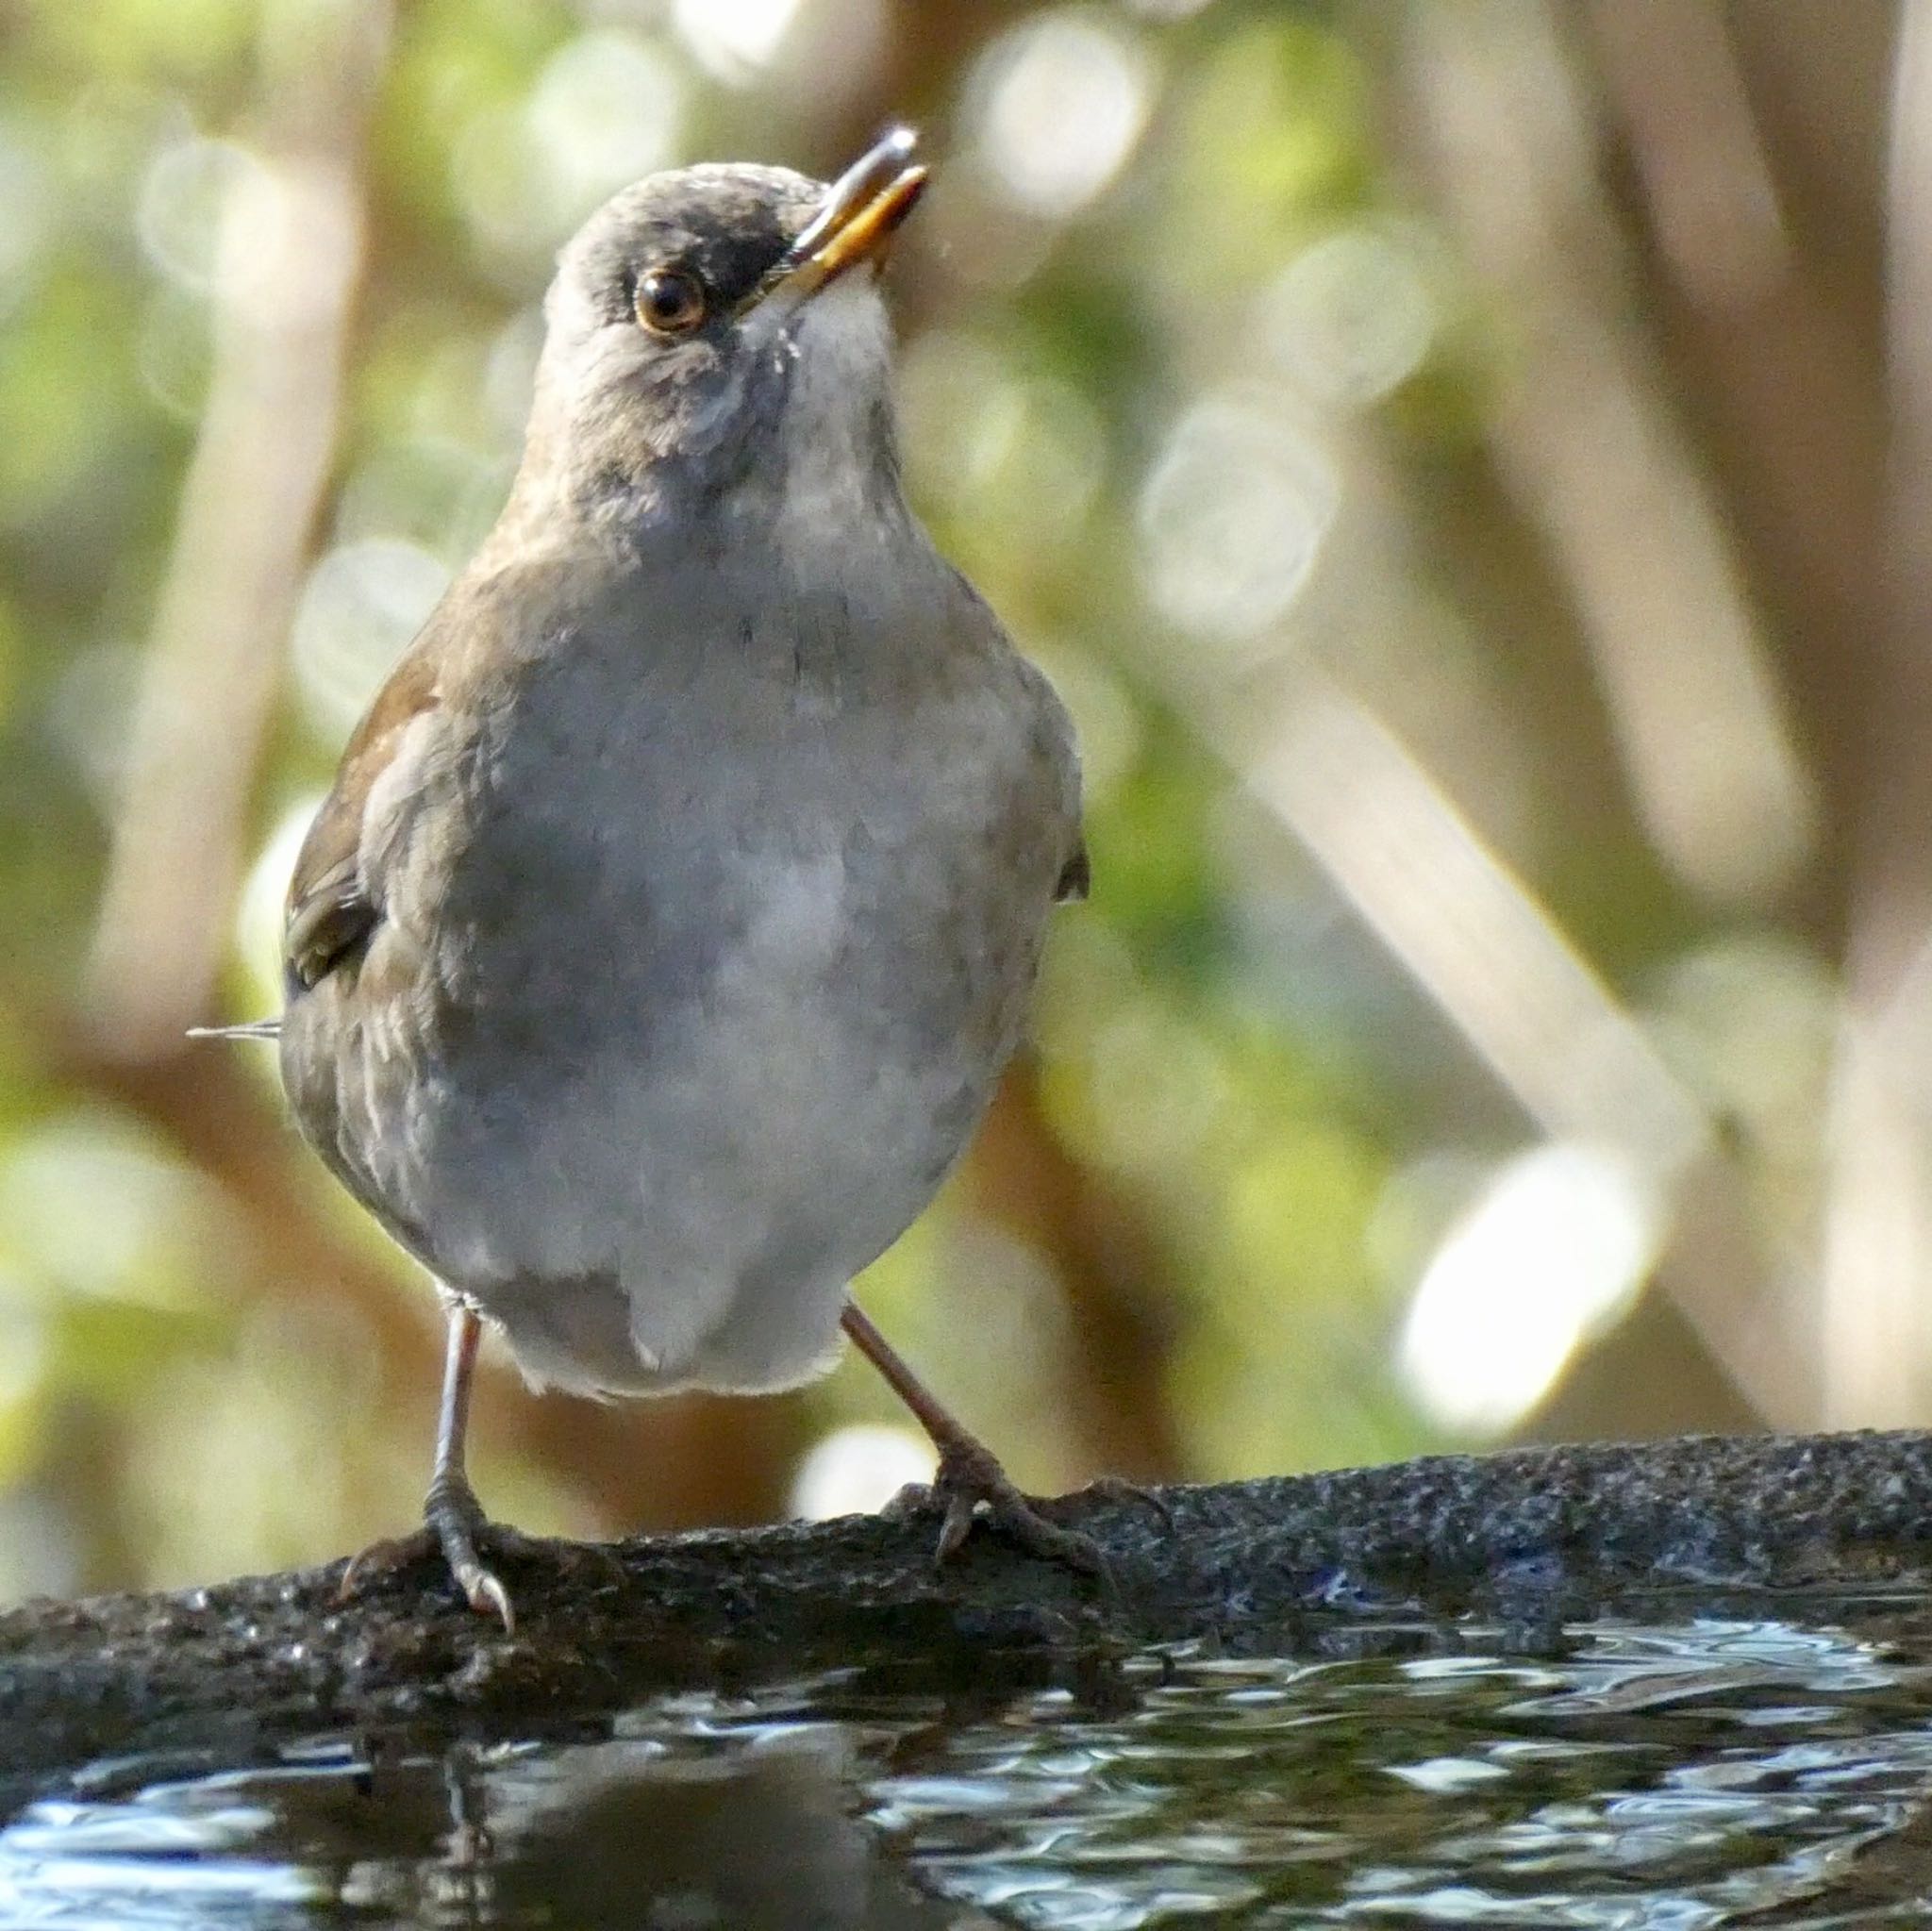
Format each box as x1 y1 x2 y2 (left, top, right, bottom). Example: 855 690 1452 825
197 127 1100 1628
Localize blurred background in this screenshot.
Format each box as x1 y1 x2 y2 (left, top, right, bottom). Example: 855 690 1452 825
0 0 1920 1601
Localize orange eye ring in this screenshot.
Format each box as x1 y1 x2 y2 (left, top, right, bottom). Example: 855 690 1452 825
634 267 707 334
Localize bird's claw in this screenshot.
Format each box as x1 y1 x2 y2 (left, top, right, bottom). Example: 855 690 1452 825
338 1520 518 1634
894 1438 1111 1583
448 1547 516 1634
338 1488 623 1635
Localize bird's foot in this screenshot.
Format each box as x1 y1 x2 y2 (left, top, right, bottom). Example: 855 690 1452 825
891 1436 1109 1582
338 1480 620 1634
339 1476 515 1631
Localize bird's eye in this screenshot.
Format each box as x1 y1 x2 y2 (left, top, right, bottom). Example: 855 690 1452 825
633 267 707 334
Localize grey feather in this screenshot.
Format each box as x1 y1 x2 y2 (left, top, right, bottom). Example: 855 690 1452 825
188 1019 284 1042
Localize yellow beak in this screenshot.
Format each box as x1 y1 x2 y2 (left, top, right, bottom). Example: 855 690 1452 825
762 125 928 309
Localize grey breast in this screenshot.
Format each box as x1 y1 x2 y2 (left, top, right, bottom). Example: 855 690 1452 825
308 530 1075 1327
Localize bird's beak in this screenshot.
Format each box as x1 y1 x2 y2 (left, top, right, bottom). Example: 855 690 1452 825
758 125 927 313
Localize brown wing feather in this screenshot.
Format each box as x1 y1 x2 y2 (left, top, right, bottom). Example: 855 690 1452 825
284 644 441 994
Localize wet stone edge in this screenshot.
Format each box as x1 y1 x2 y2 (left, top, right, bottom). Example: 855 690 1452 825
3 1428 1931 1800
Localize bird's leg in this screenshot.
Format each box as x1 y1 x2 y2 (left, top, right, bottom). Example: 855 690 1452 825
340 1300 516 1631
421 1301 517 1629
840 1300 1105 1578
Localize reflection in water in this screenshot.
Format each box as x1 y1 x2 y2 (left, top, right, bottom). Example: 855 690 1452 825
7 1610 1932 1926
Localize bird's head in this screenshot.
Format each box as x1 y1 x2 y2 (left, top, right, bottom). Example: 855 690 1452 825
520 127 928 530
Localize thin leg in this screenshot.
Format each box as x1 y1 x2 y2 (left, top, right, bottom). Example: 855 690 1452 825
840 1300 1105 1578
339 1299 517 1632
423 1303 516 1631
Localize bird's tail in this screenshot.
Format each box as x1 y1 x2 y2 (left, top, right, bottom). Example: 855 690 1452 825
187 1019 282 1042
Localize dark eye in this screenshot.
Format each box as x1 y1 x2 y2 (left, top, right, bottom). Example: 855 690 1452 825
633 266 707 334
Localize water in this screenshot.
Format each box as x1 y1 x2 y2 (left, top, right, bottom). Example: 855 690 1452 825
7 1610 1932 1927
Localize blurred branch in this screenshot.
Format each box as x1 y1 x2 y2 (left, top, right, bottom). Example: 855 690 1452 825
1248 668 1706 1166
974 1067 1185 1484
1816 0 1932 1425
1229 658 1812 1424
1580 2 1911 1424
1584 0 1790 315
8 1427 1932 1798
1590 0 1886 940
84 0 391 1059
1403 0 1817 908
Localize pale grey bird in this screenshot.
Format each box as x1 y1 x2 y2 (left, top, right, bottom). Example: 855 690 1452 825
206 129 1098 1625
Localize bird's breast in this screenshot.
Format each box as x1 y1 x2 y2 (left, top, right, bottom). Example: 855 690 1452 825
324 624 1061 1343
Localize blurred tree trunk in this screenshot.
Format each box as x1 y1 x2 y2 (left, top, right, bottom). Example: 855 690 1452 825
85 0 392 1058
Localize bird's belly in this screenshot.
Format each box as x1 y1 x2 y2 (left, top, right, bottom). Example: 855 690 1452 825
284 637 1068 1400
345 844 1040 1399
427 996 997 1397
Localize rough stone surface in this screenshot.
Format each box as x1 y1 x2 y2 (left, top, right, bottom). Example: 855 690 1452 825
6 1430 1932 1802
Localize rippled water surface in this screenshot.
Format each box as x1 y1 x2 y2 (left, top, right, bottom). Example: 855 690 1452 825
8 1609 1932 1926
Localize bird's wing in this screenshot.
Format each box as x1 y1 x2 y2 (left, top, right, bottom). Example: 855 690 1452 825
945 565 1089 909
1017 655 1087 907
284 641 442 995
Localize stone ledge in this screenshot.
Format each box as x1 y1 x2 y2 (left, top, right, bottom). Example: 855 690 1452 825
5 1429 1929 1801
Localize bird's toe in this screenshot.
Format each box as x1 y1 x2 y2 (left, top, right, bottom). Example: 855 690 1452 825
921 1439 1111 1584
